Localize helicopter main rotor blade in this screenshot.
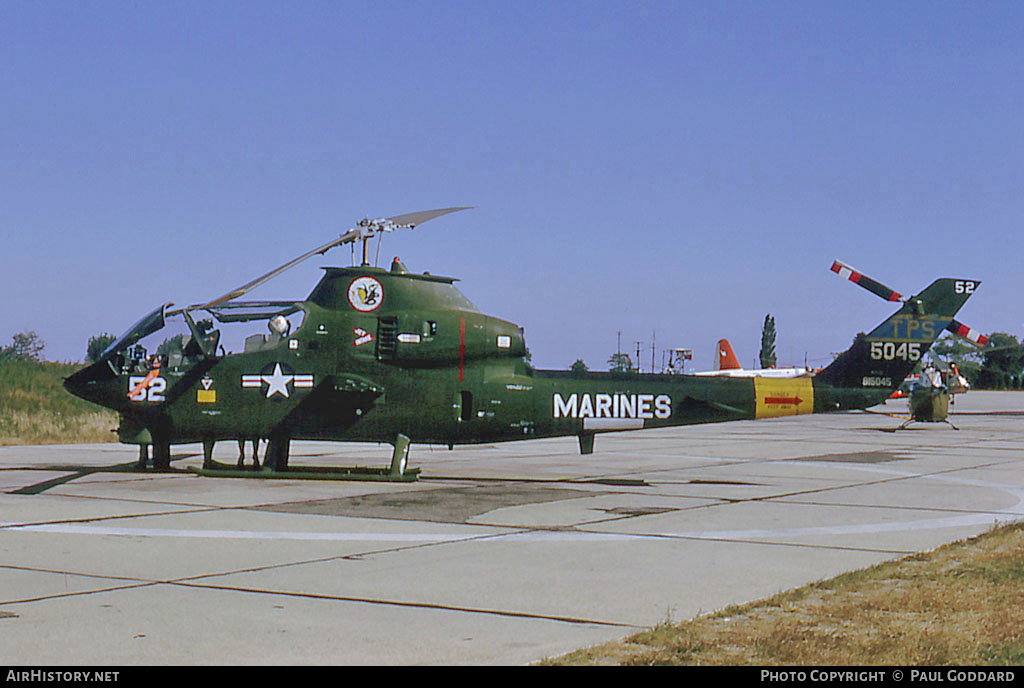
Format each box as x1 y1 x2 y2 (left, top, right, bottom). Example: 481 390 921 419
385 206 472 228
175 207 472 314
176 229 362 313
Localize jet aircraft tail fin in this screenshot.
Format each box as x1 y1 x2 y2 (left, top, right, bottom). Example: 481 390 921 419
714 339 742 371
815 278 980 393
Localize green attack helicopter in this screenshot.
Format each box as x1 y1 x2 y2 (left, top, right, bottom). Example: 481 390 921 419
65 209 981 480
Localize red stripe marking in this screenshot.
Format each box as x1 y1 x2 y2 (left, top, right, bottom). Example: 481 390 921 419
765 396 803 405
957 324 988 346
459 317 465 382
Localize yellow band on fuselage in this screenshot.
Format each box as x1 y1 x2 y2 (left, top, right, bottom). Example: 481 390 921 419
754 377 814 419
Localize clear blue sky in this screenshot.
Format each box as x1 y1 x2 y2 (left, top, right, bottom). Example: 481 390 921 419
2 1 1021 369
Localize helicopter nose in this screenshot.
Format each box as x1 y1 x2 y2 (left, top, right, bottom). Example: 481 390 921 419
64 362 120 408
63 365 97 403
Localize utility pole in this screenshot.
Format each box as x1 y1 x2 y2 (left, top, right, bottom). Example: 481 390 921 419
651 330 656 374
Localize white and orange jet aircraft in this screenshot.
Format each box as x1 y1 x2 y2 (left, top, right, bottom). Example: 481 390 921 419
693 339 811 378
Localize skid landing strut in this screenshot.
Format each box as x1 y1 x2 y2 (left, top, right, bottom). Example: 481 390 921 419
188 464 420 482
185 433 419 482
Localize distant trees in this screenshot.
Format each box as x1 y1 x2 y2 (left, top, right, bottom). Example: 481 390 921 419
0 331 45 362
759 314 777 369
976 333 1024 389
570 359 589 376
927 332 1024 389
607 352 634 373
86 333 117 363
157 334 187 356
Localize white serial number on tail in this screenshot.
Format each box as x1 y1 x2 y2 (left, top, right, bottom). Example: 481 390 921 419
869 341 922 361
553 393 671 420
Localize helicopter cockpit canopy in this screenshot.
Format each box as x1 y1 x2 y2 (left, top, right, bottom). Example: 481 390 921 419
95 303 172 366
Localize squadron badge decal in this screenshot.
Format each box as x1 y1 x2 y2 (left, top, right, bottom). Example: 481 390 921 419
347 276 383 312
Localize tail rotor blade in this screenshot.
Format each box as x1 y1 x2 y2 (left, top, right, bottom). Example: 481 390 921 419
946 320 989 347
830 260 904 302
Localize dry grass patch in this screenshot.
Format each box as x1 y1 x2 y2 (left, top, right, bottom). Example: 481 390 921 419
0 409 117 445
0 360 118 444
545 522 1024 665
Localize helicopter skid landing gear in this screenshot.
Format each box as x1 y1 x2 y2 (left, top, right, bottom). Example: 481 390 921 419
896 417 960 431
264 436 291 472
187 436 419 482
203 440 216 470
152 441 172 471
390 433 411 478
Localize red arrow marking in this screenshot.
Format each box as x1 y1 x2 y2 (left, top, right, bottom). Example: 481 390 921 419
765 396 803 405
128 365 161 399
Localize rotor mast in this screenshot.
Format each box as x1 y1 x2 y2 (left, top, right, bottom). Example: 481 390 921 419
354 207 473 267
171 207 472 315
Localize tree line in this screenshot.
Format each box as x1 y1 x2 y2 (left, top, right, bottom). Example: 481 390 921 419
932 332 1024 390
0 331 115 364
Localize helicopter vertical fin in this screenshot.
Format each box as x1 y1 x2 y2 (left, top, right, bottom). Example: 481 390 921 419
816 278 980 391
